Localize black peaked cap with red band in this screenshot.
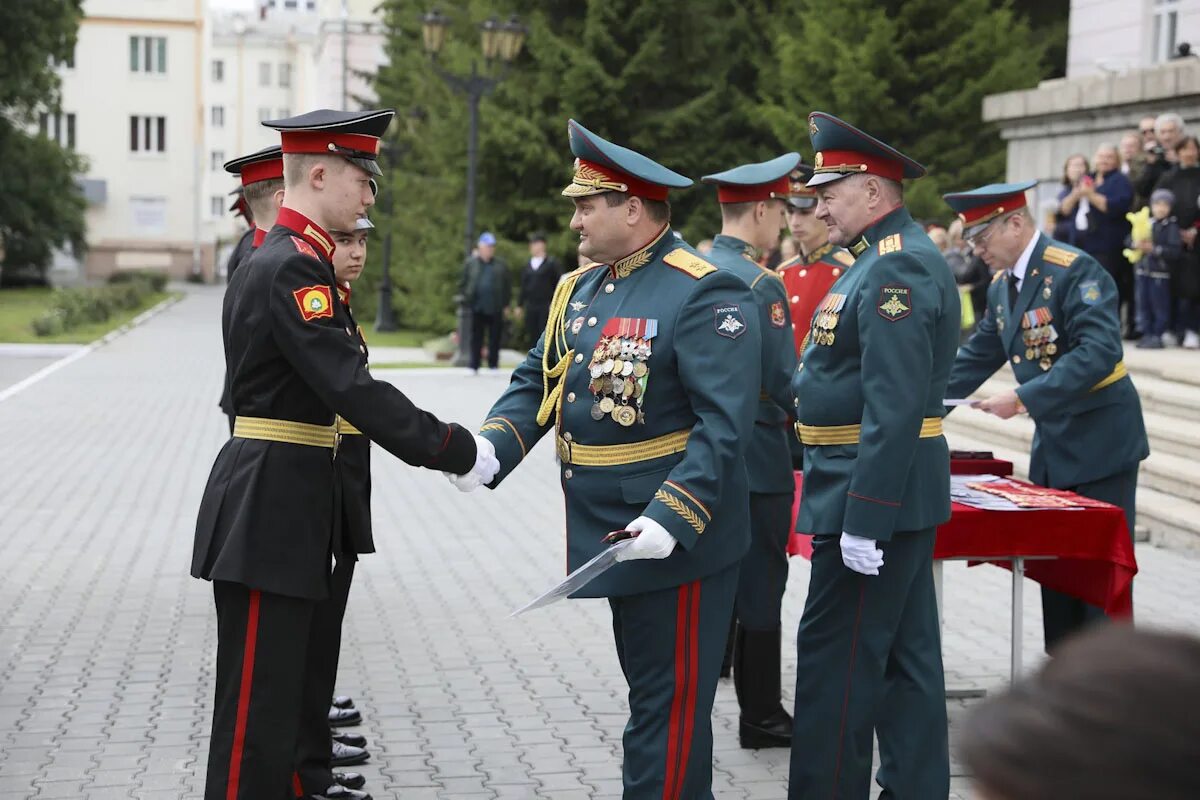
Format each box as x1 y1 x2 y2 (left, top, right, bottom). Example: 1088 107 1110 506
806 111 925 188
263 108 395 177
224 145 284 187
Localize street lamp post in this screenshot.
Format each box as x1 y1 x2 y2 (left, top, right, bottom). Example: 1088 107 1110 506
420 9 527 366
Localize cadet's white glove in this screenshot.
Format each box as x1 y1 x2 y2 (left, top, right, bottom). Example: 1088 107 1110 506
615 516 679 561
840 532 884 576
444 435 500 492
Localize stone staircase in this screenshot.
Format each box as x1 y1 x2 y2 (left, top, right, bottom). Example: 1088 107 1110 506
943 346 1200 551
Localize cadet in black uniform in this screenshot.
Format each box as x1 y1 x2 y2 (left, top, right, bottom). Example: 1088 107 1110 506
192 109 500 800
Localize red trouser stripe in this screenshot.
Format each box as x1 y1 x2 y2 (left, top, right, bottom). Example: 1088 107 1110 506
831 582 868 798
226 590 262 800
663 581 700 800
293 772 304 796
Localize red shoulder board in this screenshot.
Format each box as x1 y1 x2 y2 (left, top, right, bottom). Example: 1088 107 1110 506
291 235 320 260
292 285 335 322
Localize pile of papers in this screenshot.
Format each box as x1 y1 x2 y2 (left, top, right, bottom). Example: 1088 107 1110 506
949 475 1102 511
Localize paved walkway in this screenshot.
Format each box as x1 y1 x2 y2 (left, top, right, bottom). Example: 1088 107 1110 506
1 285 1199 799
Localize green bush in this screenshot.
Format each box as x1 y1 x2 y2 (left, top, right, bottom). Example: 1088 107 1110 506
108 270 168 292
30 309 66 337
30 278 163 337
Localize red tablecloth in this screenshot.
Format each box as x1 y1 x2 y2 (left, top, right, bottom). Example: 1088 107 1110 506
949 456 1013 476
786 471 1137 617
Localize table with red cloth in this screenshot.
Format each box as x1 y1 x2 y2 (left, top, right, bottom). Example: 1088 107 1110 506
785 459 1138 678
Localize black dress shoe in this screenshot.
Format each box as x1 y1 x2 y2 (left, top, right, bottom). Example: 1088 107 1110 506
332 732 367 748
739 707 794 749
328 706 362 727
332 694 356 709
330 740 369 767
310 786 372 800
333 772 365 790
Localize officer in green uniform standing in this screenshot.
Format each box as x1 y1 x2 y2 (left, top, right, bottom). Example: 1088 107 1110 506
699 154 799 749
943 182 1149 652
788 112 958 799
454 119 761 799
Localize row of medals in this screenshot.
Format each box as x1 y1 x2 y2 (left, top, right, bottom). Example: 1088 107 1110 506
810 294 846 346
587 336 650 427
1022 308 1058 371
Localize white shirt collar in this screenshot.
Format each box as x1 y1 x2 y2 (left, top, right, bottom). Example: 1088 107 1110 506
1011 231 1041 289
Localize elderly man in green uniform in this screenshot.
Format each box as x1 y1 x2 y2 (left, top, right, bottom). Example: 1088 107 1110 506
699 154 799 749
453 119 761 799
788 112 958 799
943 181 1149 652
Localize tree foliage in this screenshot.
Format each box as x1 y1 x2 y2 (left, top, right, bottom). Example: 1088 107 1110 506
365 0 1054 330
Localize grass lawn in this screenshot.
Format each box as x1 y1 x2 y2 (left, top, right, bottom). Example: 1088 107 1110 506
359 326 439 348
0 287 177 344
371 361 454 370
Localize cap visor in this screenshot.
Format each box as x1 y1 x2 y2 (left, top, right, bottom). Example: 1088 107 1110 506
806 172 850 188
561 183 607 198
788 197 817 209
347 156 382 177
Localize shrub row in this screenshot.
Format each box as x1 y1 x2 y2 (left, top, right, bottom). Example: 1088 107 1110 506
31 271 168 337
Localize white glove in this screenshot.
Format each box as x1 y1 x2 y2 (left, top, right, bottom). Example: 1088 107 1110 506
840 532 884 576
615 516 679 561
444 435 500 493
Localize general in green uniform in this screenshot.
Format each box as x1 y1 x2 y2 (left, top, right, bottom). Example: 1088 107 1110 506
788 112 957 799
943 181 1149 652
700 154 799 749
461 120 761 799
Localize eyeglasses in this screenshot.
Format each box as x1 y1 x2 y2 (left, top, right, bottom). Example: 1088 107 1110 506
965 215 1008 250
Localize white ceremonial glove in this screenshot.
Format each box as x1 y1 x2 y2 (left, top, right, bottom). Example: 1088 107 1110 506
443 435 500 493
840 532 884 576
615 516 679 562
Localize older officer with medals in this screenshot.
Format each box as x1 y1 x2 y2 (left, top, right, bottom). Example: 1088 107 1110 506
788 112 959 799
192 108 499 800
699 154 799 749
455 119 762 799
944 182 1149 653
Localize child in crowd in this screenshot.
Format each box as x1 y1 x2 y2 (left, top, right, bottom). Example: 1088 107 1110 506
1137 188 1182 348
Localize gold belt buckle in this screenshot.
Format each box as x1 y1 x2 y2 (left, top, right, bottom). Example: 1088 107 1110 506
557 437 571 465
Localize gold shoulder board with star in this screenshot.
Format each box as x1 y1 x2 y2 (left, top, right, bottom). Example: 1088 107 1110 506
833 250 855 267
663 248 717 280
1043 246 1079 267
877 234 903 255
991 269 1007 284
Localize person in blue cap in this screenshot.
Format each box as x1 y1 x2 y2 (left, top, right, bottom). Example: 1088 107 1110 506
458 230 512 374
193 109 499 800
453 119 762 798
699 153 799 749
944 180 1148 654
788 112 959 799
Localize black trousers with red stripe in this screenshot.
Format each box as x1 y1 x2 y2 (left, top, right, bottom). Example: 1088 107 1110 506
207 582 316 800
788 528 948 800
609 564 738 800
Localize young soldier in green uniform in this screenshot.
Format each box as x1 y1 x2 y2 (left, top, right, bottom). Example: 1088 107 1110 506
788 112 958 799
699 154 799 748
454 120 761 799
193 109 499 800
943 182 1149 652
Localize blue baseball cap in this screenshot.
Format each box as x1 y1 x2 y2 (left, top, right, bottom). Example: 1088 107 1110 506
478 232 497 246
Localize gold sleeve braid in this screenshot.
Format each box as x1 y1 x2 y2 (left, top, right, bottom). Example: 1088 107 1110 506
535 270 587 426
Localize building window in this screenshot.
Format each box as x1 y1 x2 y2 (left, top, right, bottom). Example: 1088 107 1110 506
211 150 225 172
258 107 273 122
211 105 225 128
39 112 76 149
258 61 271 87
211 195 225 218
306 0 315 9
212 59 225 82
130 36 167 73
130 115 166 153
278 63 292 87
284 0 298 9
1152 0 1181 64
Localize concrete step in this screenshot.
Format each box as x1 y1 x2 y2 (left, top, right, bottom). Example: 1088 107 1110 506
974 368 1200 424
943 429 1200 551
1122 345 1200 388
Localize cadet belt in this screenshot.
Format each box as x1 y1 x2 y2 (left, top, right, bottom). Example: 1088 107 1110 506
795 417 944 446
1090 360 1127 392
336 416 363 436
233 416 339 449
556 429 690 467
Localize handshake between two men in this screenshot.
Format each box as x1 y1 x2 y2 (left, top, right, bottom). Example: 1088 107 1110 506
442 436 679 563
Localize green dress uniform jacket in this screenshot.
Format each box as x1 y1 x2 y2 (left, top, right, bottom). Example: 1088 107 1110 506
792 206 960 539
707 234 798 494
479 228 761 597
946 233 1149 488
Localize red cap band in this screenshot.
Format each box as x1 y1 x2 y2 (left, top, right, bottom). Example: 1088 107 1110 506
241 158 284 187
280 131 382 157
575 159 670 202
717 175 791 204
957 193 1028 227
814 149 905 182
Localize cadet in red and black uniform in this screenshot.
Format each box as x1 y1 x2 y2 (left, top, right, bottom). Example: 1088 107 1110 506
225 187 255 285
192 108 500 800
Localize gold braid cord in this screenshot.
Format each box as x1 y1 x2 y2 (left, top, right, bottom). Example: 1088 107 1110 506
536 271 584 426
654 489 707 536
